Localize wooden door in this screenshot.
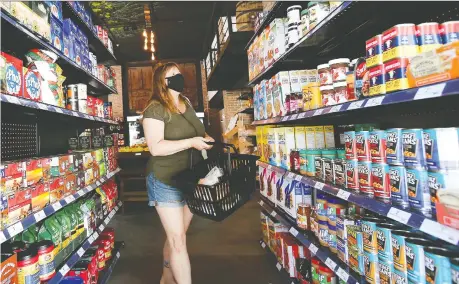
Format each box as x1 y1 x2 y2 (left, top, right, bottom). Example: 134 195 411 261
128 66 153 113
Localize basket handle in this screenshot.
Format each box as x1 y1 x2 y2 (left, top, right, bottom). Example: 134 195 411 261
189 142 237 175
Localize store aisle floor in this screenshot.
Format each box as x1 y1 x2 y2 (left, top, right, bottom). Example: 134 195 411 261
108 198 286 284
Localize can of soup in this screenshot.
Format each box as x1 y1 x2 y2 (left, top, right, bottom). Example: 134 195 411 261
405 237 433 284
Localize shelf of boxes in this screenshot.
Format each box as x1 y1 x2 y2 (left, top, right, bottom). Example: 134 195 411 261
0 168 121 244
48 200 122 284
259 239 296 284
257 161 459 246
98 242 123 284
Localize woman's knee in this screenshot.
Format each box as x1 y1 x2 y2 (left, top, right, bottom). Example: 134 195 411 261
167 233 186 253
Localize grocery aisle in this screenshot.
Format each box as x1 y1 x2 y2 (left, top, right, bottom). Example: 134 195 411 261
109 198 285 284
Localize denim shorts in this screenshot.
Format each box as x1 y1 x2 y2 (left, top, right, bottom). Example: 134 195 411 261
146 172 186 207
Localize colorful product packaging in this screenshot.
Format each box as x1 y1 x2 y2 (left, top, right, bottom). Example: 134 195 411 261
23 68 42 102
49 177 64 204
7 189 32 225
386 128 404 165
417 22 443 53
366 35 383 68
0 52 23 97
406 168 431 216
384 58 410 93
24 159 43 187
382 24 419 62
368 64 386 96
31 182 50 213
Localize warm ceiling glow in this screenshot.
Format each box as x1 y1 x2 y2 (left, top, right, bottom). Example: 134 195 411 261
144 42 148 50
151 53 155 60
143 29 147 37
151 31 154 38
151 43 155 52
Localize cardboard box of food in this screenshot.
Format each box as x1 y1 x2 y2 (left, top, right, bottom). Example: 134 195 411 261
0 252 18 284
7 189 32 226
24 159 43 187
31 182 49 213
64 173 76 197
0 52 23 97
49 177 64 204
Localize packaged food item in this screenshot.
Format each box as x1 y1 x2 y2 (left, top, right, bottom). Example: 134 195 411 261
314 126 325 149
356 131 371 162
318 63 332 86
0 52 23 97
391 230 413 272
305 126 316 149
417 22 443 53
334 158 346 187
382 24 419 62
389 165 409 209
276 128 287 169
405 237 432 284
1 161 25 195
428 170 459 216
368 64 386 96
347 225 364 254
440 21 459 44
49 177 64 204
451 257 459 284
378 259 393 284
320 85 335 106
402 129 426 168
324 125 335 149
31 182 49 213
358 161 373 196
423 128 459 171
372 163 391 202
355 57 370 98
329 58 350 83
10 2 51 40
271 19 287 62
369 130 386 163
285 127 296 169
24 159 43 187
337 237 348 264
17 246 40 284
333 81 348 103
314 157 324 181
7 189 32 225
362 216 382 254
349 248 364 275
376 223 402 262
384 58 410 93
346 159 359 192
50 16 63 52
307 1 330 30
392 267 408 284
386 128 404 165
23 68 42 102
406 168 431 216
424 247 455 284
363 251 379 284
344 131 357 160
366 35 383 68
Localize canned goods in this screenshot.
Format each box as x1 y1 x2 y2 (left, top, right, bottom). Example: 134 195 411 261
315 157 324 181
382 24 419 63
402 129 426 169
324 158 335 184
406 168 431 217
362 216 382 254
78 99 87 114
366 34 383 68
423 128 459 171
66 99 78 111
347 225 364 254
391 230 412 272
417 22 443 53
344 131 357 160
364 251 380 284
372 163 391 203
384 58 410 93
346 159 359 192
334 159 346 187
66 84 78 100
424 247 455 284
370 130 387 163
386 128 404 165
392 267 409 284
441 21 459 44
369 64 386 96
306 149 321 176
406 237 433 284
336 215 355 240
428 170 459 216
358 161 373 196
376 223 402 262
356 131 371 161
389 165 409 209
378 259 393 284
349 248 365 275
299 149 308 175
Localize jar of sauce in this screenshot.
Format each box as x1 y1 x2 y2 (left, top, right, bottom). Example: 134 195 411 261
36 240 56 281
297 203 311 230
17 247 40 284
102 227 115 249
328 223 337 253
318 64 332 86
329 58 350 82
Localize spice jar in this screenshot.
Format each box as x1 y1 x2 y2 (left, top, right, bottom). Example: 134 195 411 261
300 9 309 36
329 58 350 82
318 64 332 86
333 81 348 104
297 203 311 230
319 85 336 106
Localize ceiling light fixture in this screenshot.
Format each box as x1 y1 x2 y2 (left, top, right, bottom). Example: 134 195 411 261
144 42 148 50
143 29 147 37
151 44 155 52
151 31 154 38
151 53 155 60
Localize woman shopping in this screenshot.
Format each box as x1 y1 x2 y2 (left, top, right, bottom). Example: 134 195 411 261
142 62 214 284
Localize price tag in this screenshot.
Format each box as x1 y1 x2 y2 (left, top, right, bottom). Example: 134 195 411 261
420 219 459 244
99 224 104 231
77 189 85 197
55 107 64 113
7 222 24 238
0 232 6 243
347 100 364 110
261 242 266 249
315 182 325 190
329 105 342 113
313 109 324 116
309 243 318 255
34 211 47 222
77 247 86 256
387 207 411 224
271 211 277 217
365 96 384 107
325 258 337 270
414 83 446 100
295 174 303 182
60 264 70 276
37 103 48 110
72 111 79 116
282 116 290 122
64 196 75 203
287 172 295 179
336 267 350 282
88 235 95 243
104 218 109 225
93 232 99 239
276 263 282 271
337 189 351 201
298 112 307 119
259 200 264 206
116 251 120 258
96 180 101 186
52 202 62 211
7 96 20 104
289 227 299 237
290 114 299 120
268 165 273 170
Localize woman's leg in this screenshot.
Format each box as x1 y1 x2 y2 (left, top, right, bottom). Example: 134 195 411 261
161 206 193 284
156 206 192 284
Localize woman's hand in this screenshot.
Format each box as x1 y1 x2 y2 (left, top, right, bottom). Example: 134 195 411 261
189 137 213 151
204 135 215 143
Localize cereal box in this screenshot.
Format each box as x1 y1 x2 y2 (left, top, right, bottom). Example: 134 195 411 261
272 77 285 117
264 25 273 68
262 126 272 163
265 79 274 118
305 126 316 149
23 68 42 102
256 127 263 160
49 177 64 204
295 127 306 149
271 19 286 61
1 161 24 195
45 1 63 22
314 126 325 149
324 125 335 149
277 128 287 169
284 127 296 170
366 35 383 68
0 52 23 97
31 182 49 213
24 159 43 187
10 2 50 40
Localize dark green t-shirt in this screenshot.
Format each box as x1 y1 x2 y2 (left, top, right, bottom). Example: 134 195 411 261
143 101 205 187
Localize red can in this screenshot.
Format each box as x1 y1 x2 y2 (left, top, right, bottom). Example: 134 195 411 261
90 244 106 271
358 161 373 196
440 21 459 44
94 238 112 262
36 240 56 281
81 248 99 283
356 131 371 161
345 159 359 192
68 260 92 284
344 131 357 160
371 163 390 203
101 227 115 249
369 130 387 163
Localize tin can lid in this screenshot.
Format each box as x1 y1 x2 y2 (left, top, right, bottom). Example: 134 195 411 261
329 58 351 65
301 9 309 16
333 81 347 88
417 22 439 26
319 85 334 91
317 63 330 70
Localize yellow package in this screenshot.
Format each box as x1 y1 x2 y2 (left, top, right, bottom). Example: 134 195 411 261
276 128 286 169
314 126 325 149
295 127 306 149
284 127 296 170
324 125 336 149
305 126 316 149
256 127 263 161
267 127 277 165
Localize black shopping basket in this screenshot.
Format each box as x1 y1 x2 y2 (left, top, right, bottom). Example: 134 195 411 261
177 143 259 221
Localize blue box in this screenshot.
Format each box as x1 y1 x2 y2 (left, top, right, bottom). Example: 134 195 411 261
82 46 89 59
50 16 63 53
76 28 88 47
74 40 82 66
63 30 74 60
82 56 91 72
63 19 78 39
44 1 62 23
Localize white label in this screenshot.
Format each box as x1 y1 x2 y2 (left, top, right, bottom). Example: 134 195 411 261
261 242 266 249
325 258 337 270
295 174 303 182
93 232 99 239
52 202 62 211
99 224 104 231
34 211 47 222
313 109 324 116
116 251 120 258
309 243 318 255
276 263 282 271
365 96 384 107
387 207 411 224
259 200 264 206
72 111 79 116
336 267 350 282
7 96 20 104
60 264 70 276
414 83 446 100
337 189 351 201
104 218 109 225
287 172 295 179
282 116 289 122
329 105 342 113
0 232 6 243
420 219 459 244
77 189 85 196
271 211 277 217
347 100 364 110
64 195 75 203
37 103 48 110
77 247 86 256
89 235 95 243
315 182 325 190
298 112 307 119
55 107 64 113
290 114 299 120
7 222 24 238
135 153 141 156
289 227 299 237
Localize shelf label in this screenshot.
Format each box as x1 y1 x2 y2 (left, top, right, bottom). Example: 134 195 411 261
325 258 337 270
347 100 364 110
99 224 105 232
55 107 63 113
104 218 109 225
276 263 282 271
337 189 351 201
298 112 307 119
289 227 299 237
93 232 99 239
313 109 324 116
329 105 342 113
387 208 411 224
77 189 85 197
414 83 446 100
259 200 264 207
96 180 101 186
281 116 289 122
336 267 350 282
365 96 385 107
314 182 325 190
287 172 295 179
261 242 266 249
77 247 86 256
291 114 299 120
116 251 120 258
52 202 62 211
72 111 79 116
37 103 48 110
7 222 24 238
271 211 277 217
7 96 21 104
0 232 6 243
419 219 459 245
309 243 318 255
60 264 70 276
64 196 75 203
295 174 303 182
34 211 47 223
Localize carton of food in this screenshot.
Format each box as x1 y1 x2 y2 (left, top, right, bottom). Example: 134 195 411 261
267 127 277 166
259 80 268 120
264 25 273 68
265 79 274 118
271 19 286 62
23 68 41 102
289 70 302 94
305 126 316 149
7 189 32 226
314 126 326 149
285 127 296 169
272 77 285 117
24 159 43 187
50 16 63 52
49 177 64 203
0 52 23 97
10 2 50 40
0 251 18 284
31 182 49 213
256 127 264 161
85 168 94 186
1 161 24 195
45 1 63 22
324 125 336 149
295 127 306 149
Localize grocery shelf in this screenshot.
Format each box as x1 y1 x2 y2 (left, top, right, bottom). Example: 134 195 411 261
0 93 119 125
252 79 459 126
259 239 295 284
245 2 282 50
0 168 121 244
257 161 459 246
98 242 124 284
259 197 364 284
48 200 123 284
1 11 117 95
62 2 117 63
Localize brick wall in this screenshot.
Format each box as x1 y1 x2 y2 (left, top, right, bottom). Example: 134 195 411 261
200 61 209 124
222 89 253 131
108 65 123 121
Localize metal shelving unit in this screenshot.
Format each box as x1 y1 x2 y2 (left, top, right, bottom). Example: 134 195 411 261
259 239 296 284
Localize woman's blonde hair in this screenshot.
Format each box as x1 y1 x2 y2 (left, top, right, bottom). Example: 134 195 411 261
142 62 186 120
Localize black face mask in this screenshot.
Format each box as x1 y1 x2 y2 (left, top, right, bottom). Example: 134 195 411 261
166 74 185 93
